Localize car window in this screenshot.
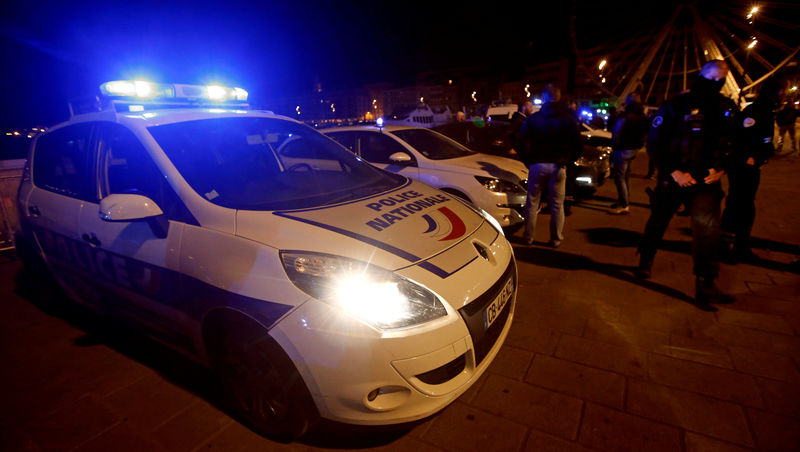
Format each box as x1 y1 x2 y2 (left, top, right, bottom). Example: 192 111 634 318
32 123 96 201
148 117 404 210
358 132 410 164
390 129 475 160
325 131 357 154
99 123 196 224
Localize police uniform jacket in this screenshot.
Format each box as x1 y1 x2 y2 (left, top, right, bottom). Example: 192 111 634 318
647 82 737 183
736 99 776 166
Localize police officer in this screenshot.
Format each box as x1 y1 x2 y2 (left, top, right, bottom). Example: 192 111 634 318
636 60 737 309
721 78 784 263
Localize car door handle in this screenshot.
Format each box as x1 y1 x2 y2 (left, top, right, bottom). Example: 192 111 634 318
81 233 101 247
28 205 40 216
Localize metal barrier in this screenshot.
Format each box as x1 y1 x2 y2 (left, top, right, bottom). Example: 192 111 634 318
0 160 24 251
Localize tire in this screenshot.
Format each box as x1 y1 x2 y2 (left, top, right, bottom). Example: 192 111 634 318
204 313 317 442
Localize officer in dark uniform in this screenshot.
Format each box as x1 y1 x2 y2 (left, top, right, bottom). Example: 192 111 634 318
636 60 737 309
721 79 784 263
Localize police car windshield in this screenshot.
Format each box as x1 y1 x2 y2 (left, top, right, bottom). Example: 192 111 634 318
390 129 475 160
149 117 404 210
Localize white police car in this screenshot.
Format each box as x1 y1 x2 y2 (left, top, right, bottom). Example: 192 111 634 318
14 81 517 440
322 125 529 228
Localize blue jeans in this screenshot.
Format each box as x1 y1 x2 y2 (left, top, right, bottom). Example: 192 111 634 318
523 163 566 243
612 149 638 207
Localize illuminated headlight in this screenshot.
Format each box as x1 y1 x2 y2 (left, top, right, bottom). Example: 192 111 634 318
576 176 593 185
574 156 595 167
281 252 447 330
475 176 525 194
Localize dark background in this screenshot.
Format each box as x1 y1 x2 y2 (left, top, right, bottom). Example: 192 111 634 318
0 0 684 129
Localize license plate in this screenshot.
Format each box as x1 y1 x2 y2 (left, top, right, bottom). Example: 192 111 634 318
483 277 514 330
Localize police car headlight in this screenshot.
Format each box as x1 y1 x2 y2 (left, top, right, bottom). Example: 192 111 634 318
475 176 525 194
281 252 447 330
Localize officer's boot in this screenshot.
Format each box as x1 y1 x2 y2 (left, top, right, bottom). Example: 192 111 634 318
635 252 654 279
696 276 735 307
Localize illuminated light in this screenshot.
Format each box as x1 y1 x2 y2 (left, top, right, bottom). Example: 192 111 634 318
601 109 607 115
601 78 607 84
208 109 226 113
748 39 757 49
128 105 144 112
533 98 542 105
576 176 593 184
27 134 32 138
233 87 248 101
598 59 607 70
524 84 531 98
448 79 453 85
5 132 11 136
420 97 424 103
331 103 335 113
750 6 759 14
792 86 798 91
471 91 477 102
597 108 602 113
142 112 157 119
377 117 384 128
296 105 301 115
206 85 228 101
13 131 20 136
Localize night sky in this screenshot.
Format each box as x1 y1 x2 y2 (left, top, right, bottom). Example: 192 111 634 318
0 1 780 129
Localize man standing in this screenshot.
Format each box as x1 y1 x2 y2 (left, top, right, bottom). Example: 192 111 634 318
517 84 582 248
721 79 784 262
776 103 798 153
636 60 738 309
609 93 649 215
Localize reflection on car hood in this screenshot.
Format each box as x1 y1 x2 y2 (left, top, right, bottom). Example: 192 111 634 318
420 153 528 183
235 180 486 274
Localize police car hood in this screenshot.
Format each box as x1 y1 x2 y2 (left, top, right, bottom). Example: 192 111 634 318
421 153 527 183
235 180 486 271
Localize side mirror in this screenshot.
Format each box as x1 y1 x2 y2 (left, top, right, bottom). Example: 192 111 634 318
389 152 412 164
99 194 168 238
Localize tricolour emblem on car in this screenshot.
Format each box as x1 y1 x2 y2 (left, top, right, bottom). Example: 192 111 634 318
422 206 466 241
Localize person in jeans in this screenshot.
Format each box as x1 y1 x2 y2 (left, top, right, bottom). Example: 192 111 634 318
609 93 649 214
516 84 583 248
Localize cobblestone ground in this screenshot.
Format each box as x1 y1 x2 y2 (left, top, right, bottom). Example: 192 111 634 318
1 150 799 452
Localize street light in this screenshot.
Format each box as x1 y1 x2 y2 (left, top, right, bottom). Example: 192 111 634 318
598 59 607 71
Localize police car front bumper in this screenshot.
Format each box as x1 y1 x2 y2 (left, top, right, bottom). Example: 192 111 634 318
269 233 516 425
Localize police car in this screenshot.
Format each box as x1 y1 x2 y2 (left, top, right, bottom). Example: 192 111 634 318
322 125 529 228
14 80 517 440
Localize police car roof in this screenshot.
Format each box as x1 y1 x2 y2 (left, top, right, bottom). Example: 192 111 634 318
50 108 294 131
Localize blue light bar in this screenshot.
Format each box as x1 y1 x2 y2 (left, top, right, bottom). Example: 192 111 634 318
100 80 248 103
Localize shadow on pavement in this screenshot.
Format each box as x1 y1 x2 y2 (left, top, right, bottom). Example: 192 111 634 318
11 265 413 449
512 245 699 307
580 227 692 255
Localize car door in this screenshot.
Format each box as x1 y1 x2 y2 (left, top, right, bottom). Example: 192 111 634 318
77 121 196 351
20 122 99 288
356 131 419 179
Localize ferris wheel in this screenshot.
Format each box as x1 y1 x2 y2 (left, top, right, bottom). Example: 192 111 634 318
582 2 800 108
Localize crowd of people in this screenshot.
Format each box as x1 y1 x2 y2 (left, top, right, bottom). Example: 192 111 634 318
514 59 795 310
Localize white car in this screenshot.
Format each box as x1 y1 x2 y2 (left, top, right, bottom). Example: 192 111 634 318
322 125 529 228
14 81 517 440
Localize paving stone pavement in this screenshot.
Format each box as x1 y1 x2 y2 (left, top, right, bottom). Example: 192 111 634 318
1 151 798 452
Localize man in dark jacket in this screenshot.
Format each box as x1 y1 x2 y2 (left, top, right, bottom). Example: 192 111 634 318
637 60 738 309
516 84 583 247
721 78 784 262
609 93 649 214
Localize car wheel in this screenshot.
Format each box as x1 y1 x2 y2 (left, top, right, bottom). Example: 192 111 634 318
205 313 317 442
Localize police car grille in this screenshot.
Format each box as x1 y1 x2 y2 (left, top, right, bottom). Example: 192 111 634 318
416 353 467 385
458 258 516 366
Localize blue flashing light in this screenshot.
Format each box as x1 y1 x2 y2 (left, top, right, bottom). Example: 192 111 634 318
377 117 384 128
100 80 247 104
206 85 227 101
533 98 543 105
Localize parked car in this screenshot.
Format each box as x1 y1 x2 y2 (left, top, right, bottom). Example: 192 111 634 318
15 80 517 440
434 121 611 195
322 125 528 228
